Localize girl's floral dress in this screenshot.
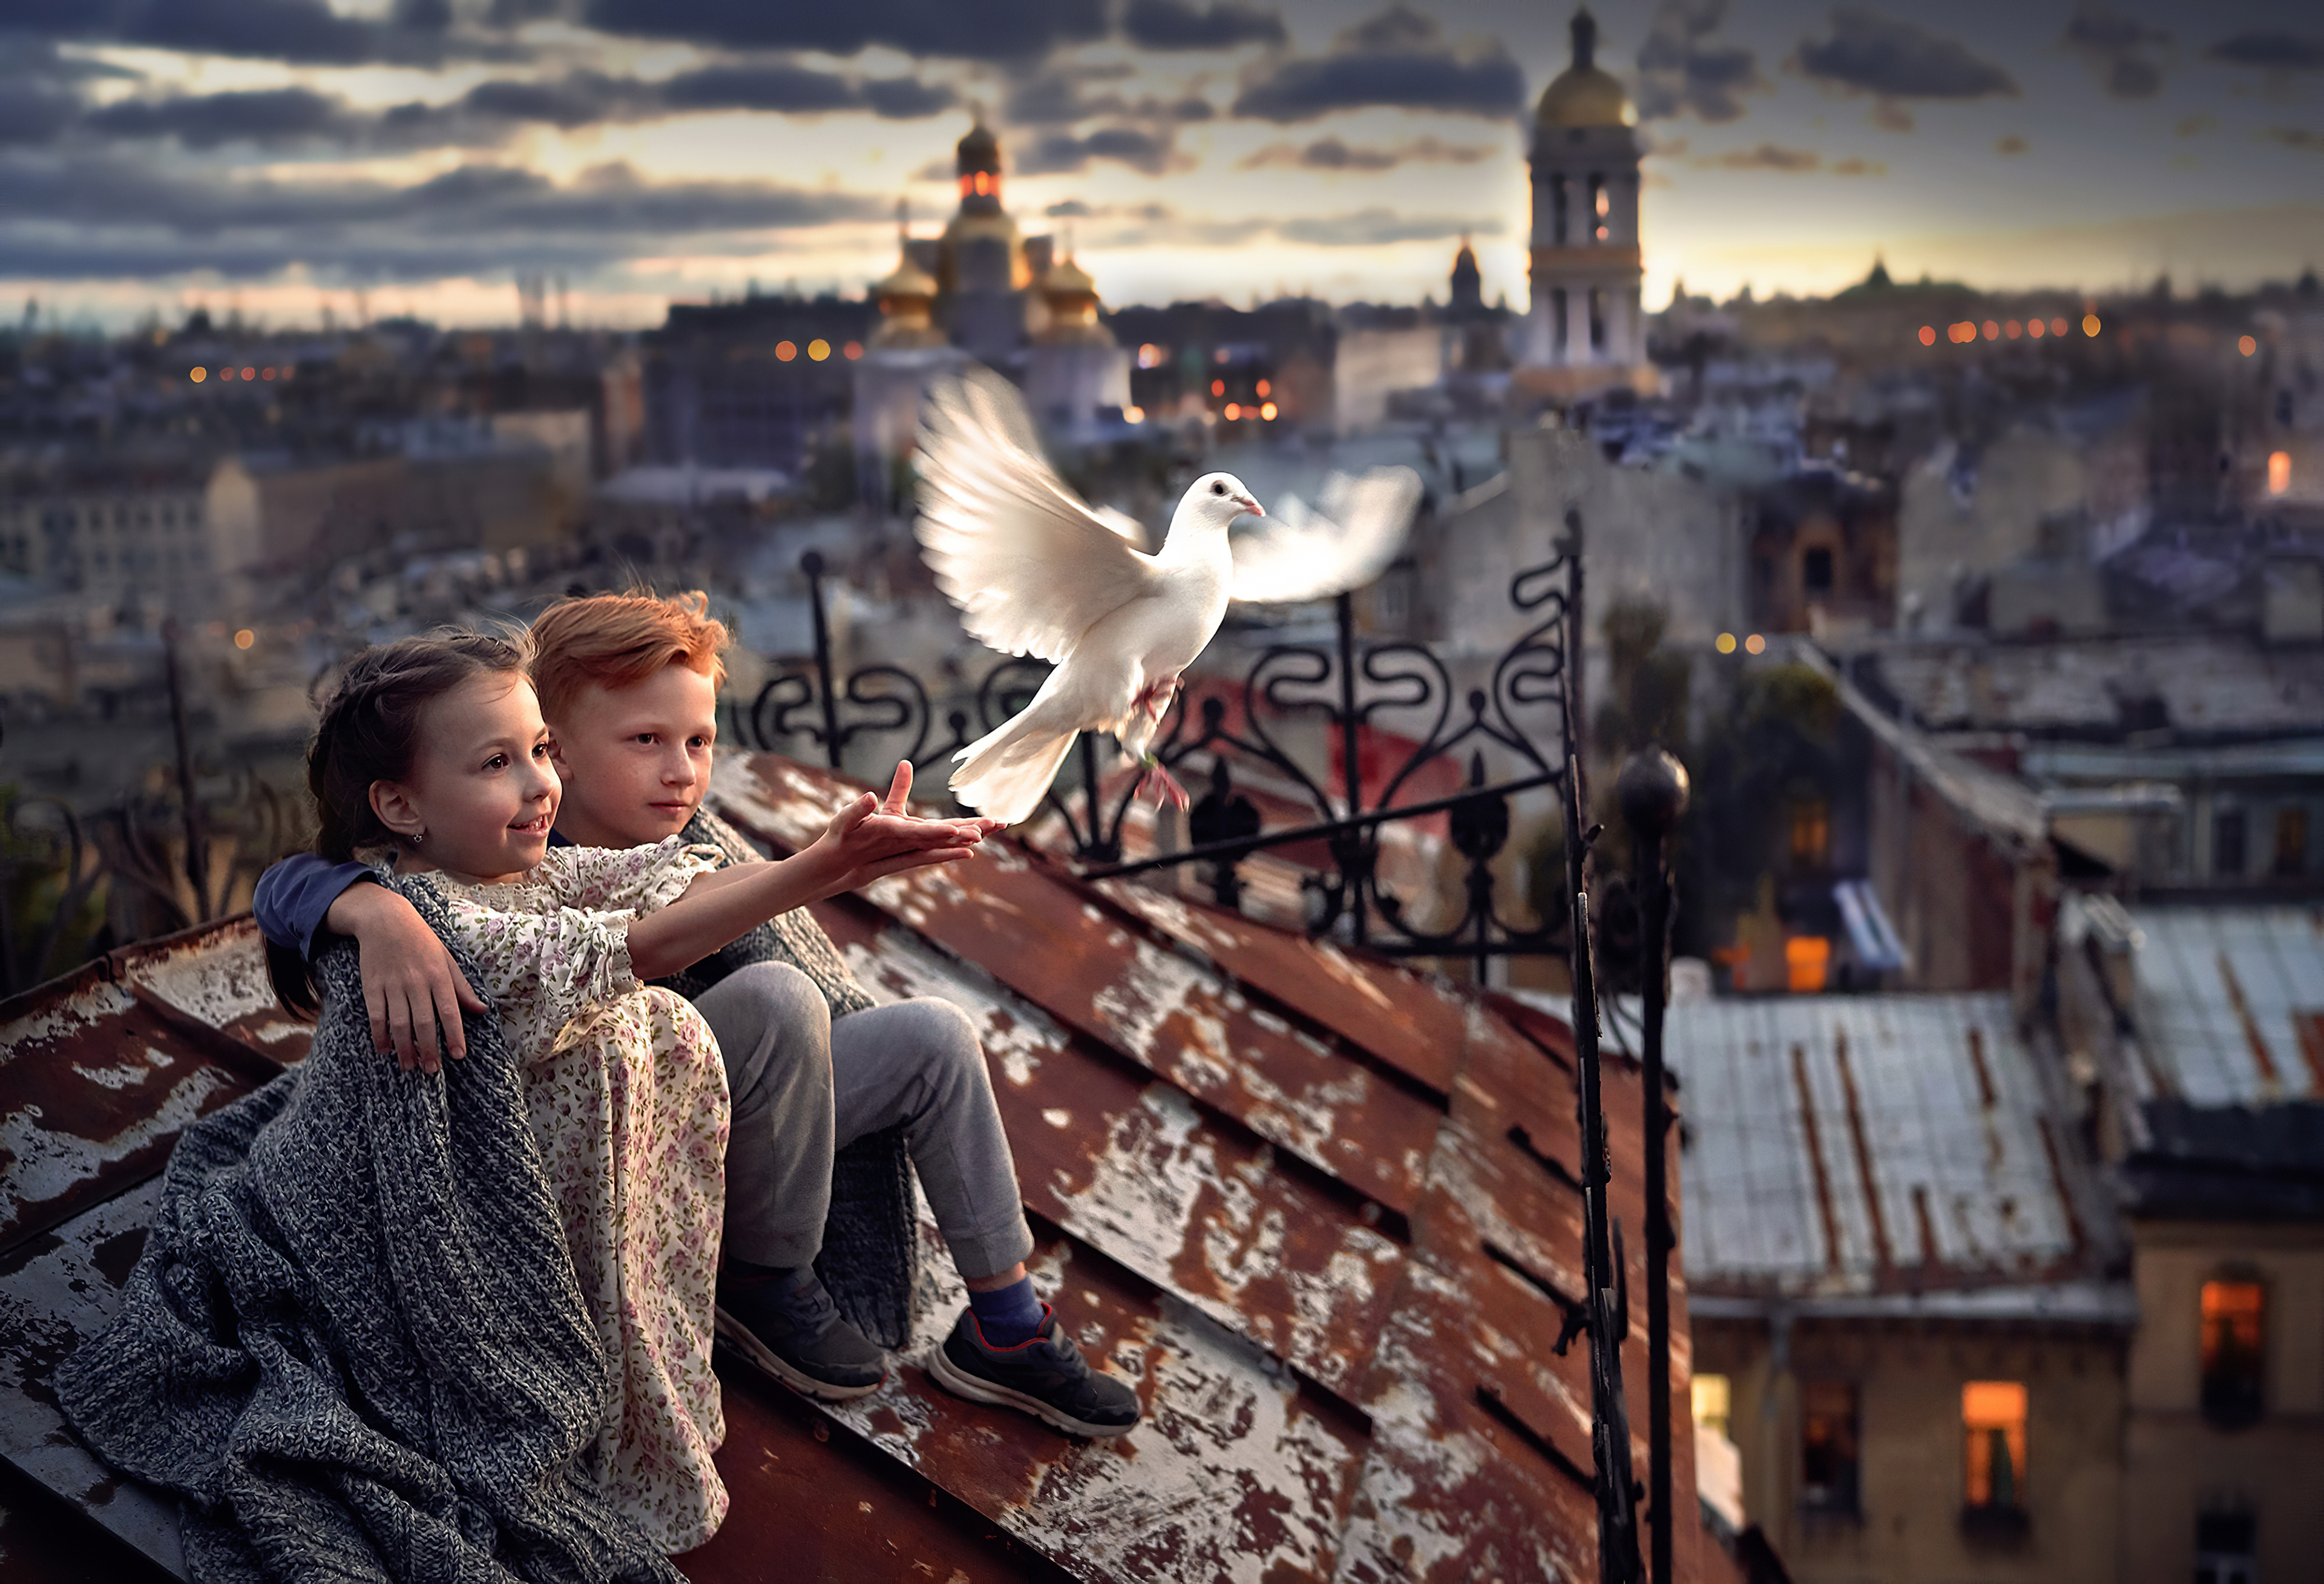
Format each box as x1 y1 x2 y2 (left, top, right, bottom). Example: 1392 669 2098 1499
418 836 732 1553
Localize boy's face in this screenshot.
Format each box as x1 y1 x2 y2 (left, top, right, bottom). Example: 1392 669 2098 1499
544 662 719 849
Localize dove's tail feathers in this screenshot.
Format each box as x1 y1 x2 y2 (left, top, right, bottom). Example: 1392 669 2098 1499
950 714 1081 826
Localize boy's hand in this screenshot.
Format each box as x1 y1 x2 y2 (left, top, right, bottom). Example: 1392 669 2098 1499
806 761 992 898
326 881 488 1073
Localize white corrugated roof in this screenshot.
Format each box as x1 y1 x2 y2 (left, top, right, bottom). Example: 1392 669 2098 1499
1670 993 2086 1298
2126 904 2324 1106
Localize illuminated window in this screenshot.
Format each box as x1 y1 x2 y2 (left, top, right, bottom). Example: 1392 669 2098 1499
1961 1381 2027 1512
1210 378 1225 397
1784 935 1830 993
1693 1373 1732 1438
2051 317 2068 337
2268 451 2291 495
2201 1280 2265 1427
1137 343 1164 369
1918 325 1935 346
2275 807 2310 878
1789 798 1830 869
2239 334 2257 357
2005 320 2022 338
1799 1379 1859 1514
2028 318 2044 338
775 341 796 361
1983 321 2000 341
2082 313 2101 337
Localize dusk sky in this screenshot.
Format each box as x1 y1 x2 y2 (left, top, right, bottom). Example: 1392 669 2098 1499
2 0 2319 329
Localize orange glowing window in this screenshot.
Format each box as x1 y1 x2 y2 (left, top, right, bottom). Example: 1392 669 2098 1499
2005 320 2021 338
1210 378 1225 397
842 340 862 360
2268 452 2291 495
2201 1280 2265 1426
1255 378 1271 398
1789 798 1830 870
1259 401 1278 420
241 366 257 380
2239 334 2257 357
1224 403 1241 420
2028 318 2045 338
775 341 796 361
189 367 207 382
1962 1382 2027 1511
261 367 276 380
807 338 830 361
2082 313 2101 337
2050 317 2068 337
1784 935 1830 993
1918 326 1935 346
1981 321 2000 341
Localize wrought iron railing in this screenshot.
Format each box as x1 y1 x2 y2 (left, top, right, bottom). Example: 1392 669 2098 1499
741 519 1690 1584
0 627 305 997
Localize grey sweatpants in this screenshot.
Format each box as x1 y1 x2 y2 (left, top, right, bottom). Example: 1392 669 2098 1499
691 961 1035 1281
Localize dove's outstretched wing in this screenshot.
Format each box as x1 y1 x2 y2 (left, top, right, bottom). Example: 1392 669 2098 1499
1230 465 1423 605
916 367 1160 662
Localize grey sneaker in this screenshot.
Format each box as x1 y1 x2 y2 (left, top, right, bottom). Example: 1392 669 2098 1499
716 1268 887 1401
925 1304 1142 1438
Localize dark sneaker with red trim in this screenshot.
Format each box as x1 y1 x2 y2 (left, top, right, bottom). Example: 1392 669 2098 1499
716 1268 887 1401
925 1304 1141 1438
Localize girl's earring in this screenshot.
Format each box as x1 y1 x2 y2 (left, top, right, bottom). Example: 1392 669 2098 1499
412 829 425 847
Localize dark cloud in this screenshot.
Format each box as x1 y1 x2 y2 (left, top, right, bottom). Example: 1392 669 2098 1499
1123 0 1283 50
580 0 1105 61
84 87 364 148
1793 8 2017 123
1000 64 1207 128
18 0 482 67
1700 143 1820 171
2064 4 2168 100
1690 143 1885 175
1239 135 1492 171
1636 0 1765 123
1230 5 1523 122
2207 32 2324 71
56 62 960 156
1013 125 1182 176
0 151 890 281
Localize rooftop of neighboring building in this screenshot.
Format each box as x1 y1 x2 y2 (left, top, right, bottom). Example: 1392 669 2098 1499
1667 987 2126 1319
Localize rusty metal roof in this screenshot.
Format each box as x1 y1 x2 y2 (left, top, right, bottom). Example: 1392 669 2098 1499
2 752 1708 1584
2122 904 2324 1106
1669 993 2129 1320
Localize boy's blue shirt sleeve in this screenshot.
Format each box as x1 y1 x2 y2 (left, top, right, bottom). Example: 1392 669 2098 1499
252 853 378 959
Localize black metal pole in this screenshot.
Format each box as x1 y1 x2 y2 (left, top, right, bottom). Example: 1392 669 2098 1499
801 550 842 771
1334 588 1366 947
1563 576 1639 1584
1619 747 1688 1584
162 621 207 919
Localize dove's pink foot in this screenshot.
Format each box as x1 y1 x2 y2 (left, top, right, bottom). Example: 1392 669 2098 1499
1132 674 1182 725
1136 759 1192 812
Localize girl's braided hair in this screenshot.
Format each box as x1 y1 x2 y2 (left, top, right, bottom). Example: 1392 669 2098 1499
271 629 534 1014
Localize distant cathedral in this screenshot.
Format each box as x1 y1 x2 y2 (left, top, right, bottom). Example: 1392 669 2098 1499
855 119 1132 504
1518 8 1652 397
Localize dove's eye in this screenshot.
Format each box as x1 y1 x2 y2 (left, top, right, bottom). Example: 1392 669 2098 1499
1210 481 1226 496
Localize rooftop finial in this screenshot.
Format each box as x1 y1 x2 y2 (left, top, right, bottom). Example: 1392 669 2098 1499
1572 7 1597 72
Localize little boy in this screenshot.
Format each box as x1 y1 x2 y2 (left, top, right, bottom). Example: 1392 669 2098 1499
254 591 1139 1439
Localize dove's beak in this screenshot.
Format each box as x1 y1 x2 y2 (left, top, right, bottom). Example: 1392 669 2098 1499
1238 496 1265 518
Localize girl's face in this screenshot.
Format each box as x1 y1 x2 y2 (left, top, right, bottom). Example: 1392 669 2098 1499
370 672 560 884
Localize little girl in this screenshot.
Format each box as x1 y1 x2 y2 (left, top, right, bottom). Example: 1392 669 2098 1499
300 631 985 1550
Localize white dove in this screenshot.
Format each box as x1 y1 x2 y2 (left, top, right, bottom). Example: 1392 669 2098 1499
915 369 1423 824
916 370 1259 823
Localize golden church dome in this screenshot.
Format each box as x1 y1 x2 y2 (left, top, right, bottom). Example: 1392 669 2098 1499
875 257 937 301
1535 9 1633 128
1041 255 1097 297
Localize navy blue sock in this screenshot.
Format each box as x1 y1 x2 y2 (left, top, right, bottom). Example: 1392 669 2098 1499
966 1276 1043 1347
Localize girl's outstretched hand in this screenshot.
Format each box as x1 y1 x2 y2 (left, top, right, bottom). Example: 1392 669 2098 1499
806 761 996 899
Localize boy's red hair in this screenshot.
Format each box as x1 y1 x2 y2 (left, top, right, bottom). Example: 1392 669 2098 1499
531 589 729 723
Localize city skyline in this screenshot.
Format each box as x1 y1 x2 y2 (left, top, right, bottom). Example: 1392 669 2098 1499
1 0 2318 330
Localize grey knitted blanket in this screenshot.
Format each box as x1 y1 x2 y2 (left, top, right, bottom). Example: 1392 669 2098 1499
56 878 685 1584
